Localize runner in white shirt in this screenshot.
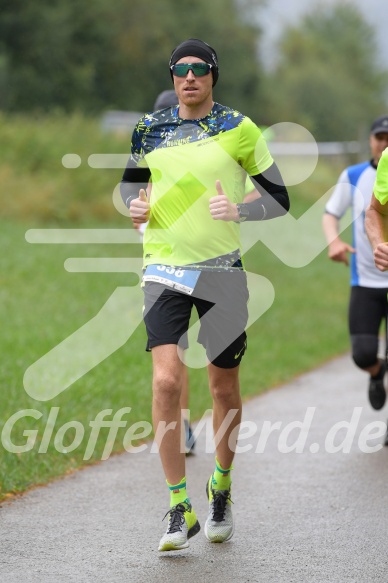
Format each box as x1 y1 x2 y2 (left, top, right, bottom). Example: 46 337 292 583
323 115 388 417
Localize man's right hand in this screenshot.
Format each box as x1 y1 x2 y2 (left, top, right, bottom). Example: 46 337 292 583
327 238 356 266
129 189 150 224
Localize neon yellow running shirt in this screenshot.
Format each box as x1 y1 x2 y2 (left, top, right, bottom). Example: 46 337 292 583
130 103 273 267
374 147 388 205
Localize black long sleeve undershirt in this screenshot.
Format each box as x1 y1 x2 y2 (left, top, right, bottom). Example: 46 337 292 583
247 162 290 220
120 166 151 208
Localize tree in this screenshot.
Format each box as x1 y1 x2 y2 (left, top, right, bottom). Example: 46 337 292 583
0 0 115 111
263 2 388 141
0 0 267 119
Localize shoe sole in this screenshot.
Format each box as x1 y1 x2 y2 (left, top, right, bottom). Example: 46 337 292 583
158 520 201 552
204 530 234 543
159 541 189 552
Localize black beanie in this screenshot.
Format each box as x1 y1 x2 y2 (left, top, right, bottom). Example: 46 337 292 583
169 38 219 87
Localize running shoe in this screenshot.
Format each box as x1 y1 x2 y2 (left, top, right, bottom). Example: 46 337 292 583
158 501 200 552
368 363 386 410
184 419 196 455
204 476 234 543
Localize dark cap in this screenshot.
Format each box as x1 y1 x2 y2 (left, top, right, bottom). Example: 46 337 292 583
169 38 219 86
153 90 178 110
370 115 388 135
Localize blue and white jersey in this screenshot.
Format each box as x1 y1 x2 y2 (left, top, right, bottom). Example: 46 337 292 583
325 160 388 288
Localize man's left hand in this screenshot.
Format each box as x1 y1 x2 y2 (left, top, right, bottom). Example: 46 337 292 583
374 242 388 271
209 180 239 221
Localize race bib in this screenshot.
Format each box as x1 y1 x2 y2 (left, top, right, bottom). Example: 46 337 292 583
143 264 201 295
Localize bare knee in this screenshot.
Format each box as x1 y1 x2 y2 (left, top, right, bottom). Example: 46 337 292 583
209 372 241 406
153 369 182 408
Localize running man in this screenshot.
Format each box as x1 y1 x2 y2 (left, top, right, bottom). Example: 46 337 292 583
137 88 263 456
323 115 388 412
120 38 289 551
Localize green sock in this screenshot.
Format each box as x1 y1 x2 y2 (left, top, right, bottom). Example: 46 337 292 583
167 476 189 507
211 458 233 491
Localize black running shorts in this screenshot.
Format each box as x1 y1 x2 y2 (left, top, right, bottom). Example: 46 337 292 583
143 269 249 368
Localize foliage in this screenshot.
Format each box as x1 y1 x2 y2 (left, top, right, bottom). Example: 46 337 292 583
0 0 266 119
0 0 114 111
1 1 387 135
0 112 130 222
264 3 388 140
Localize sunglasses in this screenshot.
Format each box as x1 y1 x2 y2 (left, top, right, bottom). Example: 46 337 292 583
170 63 213 77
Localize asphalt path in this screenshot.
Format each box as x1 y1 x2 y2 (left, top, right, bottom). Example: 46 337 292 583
1 354 388 583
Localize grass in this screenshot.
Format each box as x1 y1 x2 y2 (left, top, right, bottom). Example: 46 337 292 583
0 113 356 500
